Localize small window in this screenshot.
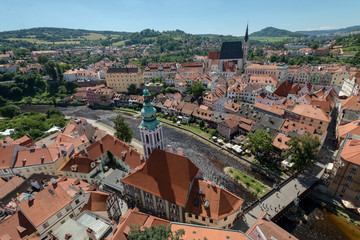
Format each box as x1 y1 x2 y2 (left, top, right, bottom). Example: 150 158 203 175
224 217 227 221
342 187 346 193
210 219 213 223
202 217 206 221
188 213 192 218
345 181 351 186
42 222 49 229
352 165 358 171
75 199 80 204
56 212 63 218
195 215 198 220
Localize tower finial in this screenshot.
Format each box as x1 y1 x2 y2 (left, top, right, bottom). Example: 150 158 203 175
245 22 249 42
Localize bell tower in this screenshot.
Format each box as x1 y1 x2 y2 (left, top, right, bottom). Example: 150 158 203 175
139 88 164 160
243 23 249 63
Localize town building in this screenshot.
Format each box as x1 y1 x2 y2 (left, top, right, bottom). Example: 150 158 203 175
245 63 289 82
143 62 177 80
86 84 115 105
105 66 143 93
284 104 331 132
328 135 360 204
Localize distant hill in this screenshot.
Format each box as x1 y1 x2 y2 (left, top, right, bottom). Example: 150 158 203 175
296 25 360 36
250 27 305 38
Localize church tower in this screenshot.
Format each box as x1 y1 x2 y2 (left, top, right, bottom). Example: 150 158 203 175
243 24 249 62
139 88 164 160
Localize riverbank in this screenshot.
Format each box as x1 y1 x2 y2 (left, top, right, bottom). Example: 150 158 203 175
225 166 271 198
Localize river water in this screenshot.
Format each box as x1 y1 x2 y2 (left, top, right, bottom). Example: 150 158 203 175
20 105 263 204
276 196 360 240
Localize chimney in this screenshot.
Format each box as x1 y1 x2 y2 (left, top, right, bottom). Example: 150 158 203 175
65 233 72 240
51 178 57 187
86 227 97 240
28 195 34 203
30 179 41 190
99 139 102 145
41 155 45 164
22 159 27 166
177 148 183 156
166 145 172 153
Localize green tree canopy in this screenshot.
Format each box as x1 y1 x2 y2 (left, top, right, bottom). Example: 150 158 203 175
37 55 50 64
286 132 320 168
127 84 138 95
199 119 205 128
128 225 184 240
0 105 21 118
245 129 273 161
189 82 204 99
113 114 133 143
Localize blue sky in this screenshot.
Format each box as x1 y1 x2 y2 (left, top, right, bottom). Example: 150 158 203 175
1 0 359 35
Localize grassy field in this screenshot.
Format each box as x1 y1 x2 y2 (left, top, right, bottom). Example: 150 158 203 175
225 167 270 198
83 32 107 40
251 36 293 42
157 117 211 139
7 37 81 44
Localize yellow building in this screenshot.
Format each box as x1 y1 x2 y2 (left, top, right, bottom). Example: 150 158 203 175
105 66 143 92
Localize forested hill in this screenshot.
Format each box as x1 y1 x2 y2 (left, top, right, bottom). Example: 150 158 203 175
250 27 305 38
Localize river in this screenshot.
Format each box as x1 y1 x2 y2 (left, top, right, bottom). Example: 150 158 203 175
20 105 263 204
276 196 360 240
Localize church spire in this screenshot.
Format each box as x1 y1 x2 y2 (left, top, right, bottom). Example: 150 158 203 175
244 23 249 42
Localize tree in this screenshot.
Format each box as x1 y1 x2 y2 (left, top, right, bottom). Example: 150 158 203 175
190 82 204 99
286 132 320 168
37 55 50 64
209 128 218 137
0 105 21 118
10 87 22 101
113 114 133 143
199 119 205 128
0 96 6 106
46 109 63 118
311 42 319 50
245 129 273 161
127 84 137 95
128 225 184 240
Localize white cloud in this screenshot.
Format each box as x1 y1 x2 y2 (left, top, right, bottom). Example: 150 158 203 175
304 26 335 31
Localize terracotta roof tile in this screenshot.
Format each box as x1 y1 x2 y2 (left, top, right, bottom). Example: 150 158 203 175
170 223 251 240
246 211 298 240
338 120 360 140
272 133 290 150
289 104 331 122
77 135 143 169
0 211 37 240
121 149 199 207
185 179 243 220
109 208 170 240
61 156 99 174
340 138 360 165
0 176 25 199
18 184 72 227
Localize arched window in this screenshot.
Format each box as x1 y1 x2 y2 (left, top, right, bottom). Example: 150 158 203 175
146 135 149 144
147 147 151 155
157 132 160 141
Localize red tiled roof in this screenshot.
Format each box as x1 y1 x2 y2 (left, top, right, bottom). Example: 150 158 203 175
340 139 360 165
185 179 243 220
81 191 109 212
121 149 199 207
61 156 99 174
0 145 16 170
14 146 62 168
181 103 196 115
0 211 37 240
289 104 331 122
170 223 250 240
272 133 290 150
338 120 360 140
18 184 72 227
77 135 143 169
13 134 34 147
274 80 292 97
192 108 214 121
109 208 170 240
246 211 298 240
0 176 25 199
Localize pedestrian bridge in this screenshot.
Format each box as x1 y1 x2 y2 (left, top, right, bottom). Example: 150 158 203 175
242 162 326 227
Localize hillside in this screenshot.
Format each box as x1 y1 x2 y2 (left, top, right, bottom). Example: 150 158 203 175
296 25 360 36
250 27 305 38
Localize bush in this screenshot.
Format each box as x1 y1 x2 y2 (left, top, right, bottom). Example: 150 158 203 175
0 105 21 118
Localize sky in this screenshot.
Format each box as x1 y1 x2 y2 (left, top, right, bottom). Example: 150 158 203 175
1 0 360 36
